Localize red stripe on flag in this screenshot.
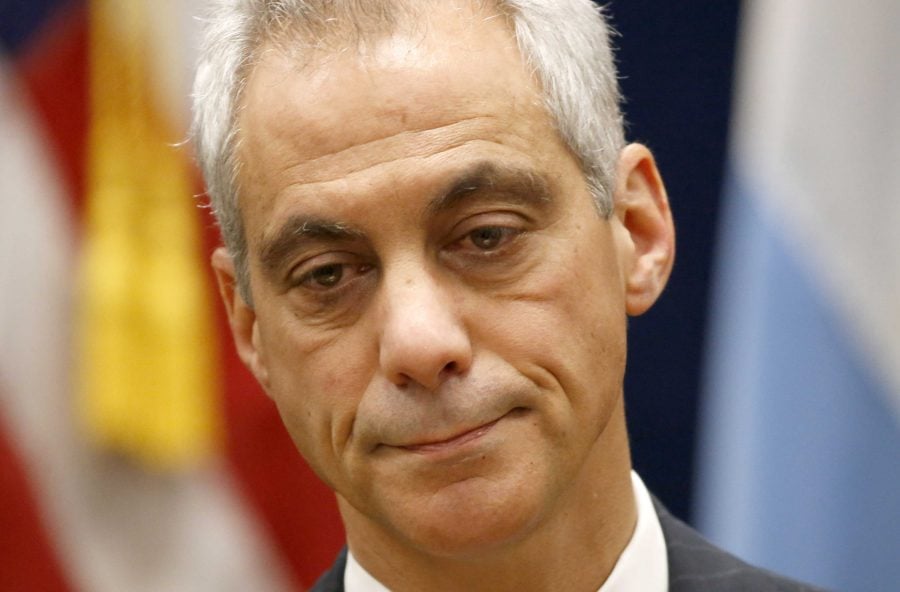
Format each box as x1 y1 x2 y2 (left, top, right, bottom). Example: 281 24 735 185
0 409 72 592
16 3 89 215
2 7 83 590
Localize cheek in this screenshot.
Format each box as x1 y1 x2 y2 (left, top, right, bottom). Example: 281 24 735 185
550 250 629 408
259 313 377 486
470 234 628 420
477 233 626 361
480 285 626 393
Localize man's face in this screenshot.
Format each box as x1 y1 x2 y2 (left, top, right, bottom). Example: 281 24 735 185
220 4 668 557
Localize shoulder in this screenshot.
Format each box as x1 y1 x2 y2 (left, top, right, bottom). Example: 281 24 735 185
308 504 828 592
309 547 348 592
652 498 828 592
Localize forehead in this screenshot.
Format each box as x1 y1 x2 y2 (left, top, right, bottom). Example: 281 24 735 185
235 0 568 240
240 1 545 153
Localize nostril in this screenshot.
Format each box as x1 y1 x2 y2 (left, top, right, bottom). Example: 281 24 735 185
442 361 458 374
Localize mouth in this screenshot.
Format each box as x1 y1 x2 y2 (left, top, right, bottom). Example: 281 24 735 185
398 408 524 454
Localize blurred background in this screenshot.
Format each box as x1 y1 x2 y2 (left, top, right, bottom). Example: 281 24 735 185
1 0 897 590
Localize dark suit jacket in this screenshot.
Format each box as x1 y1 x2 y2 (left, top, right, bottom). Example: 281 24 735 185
651 499 825 592
310 498 826 591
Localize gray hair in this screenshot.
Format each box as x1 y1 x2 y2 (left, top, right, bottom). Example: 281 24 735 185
191 0 625 302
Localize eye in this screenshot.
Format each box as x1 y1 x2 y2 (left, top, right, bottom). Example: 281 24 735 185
469 227 505 250
287 254 376 320
441 213 532 274
464 226 521 252
293 258 372 292
306 263 344 288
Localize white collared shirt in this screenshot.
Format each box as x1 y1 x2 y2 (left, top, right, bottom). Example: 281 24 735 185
344 471 668 592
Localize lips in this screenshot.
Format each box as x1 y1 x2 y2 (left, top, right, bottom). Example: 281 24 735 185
399 416 505 453
357 375 536 453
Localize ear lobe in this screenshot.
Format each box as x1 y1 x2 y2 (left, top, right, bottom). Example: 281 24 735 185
211 247 270 389
613 144 676 316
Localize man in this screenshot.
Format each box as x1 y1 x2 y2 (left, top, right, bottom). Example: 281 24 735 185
192 1 823 590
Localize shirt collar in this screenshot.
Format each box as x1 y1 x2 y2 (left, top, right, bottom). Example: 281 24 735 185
345 471 668 592
598 471 668 592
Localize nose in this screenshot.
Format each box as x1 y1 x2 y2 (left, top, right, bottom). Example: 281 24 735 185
377 268 473 391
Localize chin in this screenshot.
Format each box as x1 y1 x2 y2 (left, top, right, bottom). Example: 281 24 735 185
390 474 549 559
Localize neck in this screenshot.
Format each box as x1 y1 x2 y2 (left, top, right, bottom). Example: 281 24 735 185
341 398 636 592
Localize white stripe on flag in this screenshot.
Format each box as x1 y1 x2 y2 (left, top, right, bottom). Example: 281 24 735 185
731 0 900 416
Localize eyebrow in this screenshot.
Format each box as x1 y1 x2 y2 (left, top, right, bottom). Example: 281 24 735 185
256 161 553 276
425 161 553 217
258 217 364 276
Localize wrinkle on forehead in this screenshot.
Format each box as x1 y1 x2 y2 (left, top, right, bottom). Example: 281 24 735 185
236 0 536 148
269 116 501 187
237 17 549 203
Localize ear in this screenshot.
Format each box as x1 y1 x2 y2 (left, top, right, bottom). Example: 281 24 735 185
613 144 676 316
211 247 270 389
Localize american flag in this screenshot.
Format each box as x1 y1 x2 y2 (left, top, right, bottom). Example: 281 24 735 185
0 1 343 589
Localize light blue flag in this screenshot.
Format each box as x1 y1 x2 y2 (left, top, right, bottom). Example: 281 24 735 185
695 2 900 591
